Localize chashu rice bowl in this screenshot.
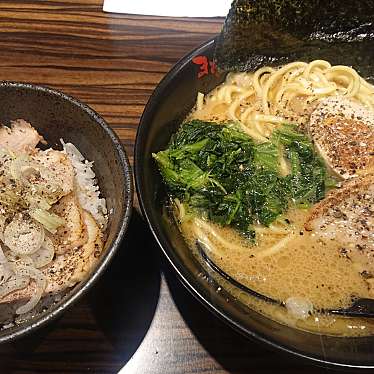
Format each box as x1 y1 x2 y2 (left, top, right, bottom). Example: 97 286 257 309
0 119 108 327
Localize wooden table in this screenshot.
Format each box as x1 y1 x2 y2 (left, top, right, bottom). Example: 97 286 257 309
0 2 341 373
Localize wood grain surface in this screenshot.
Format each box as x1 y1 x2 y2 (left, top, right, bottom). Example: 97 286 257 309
0 1 349 373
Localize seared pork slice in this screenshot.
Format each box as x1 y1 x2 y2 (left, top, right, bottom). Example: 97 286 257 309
50 193 88 254
0 211 103 305
45 211 103 291
305 173 374 276
33 149 75 197
0 119 44 154
308 97 374 179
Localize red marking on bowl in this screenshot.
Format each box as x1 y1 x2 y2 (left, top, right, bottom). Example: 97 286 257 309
192 55 218 78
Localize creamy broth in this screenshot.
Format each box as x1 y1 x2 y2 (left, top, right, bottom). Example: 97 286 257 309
178 211 374 336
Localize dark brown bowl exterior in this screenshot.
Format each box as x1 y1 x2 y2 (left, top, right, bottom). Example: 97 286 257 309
0 82 133 343
135 39 374 369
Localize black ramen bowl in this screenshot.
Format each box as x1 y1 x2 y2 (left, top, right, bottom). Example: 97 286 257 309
0 82 133 343
135 39 374 369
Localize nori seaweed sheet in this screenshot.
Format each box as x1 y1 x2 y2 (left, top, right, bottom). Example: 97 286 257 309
214 0 374 80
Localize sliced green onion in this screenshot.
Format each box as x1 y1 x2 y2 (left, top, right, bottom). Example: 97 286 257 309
29 208 64 234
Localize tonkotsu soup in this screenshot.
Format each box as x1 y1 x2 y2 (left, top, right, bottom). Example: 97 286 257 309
154 60 374 336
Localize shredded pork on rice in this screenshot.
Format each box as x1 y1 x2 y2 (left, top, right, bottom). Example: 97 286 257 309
0 120 107 320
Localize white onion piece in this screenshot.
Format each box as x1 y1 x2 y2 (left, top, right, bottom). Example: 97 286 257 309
20 165 40 182
13 265 47 315
285 296 314 320
0 264 13 285
0 244 8 264
6 252 34 268
29 237 55 268
4 216 45 255
9 157 29 182
0 275 29 299
0 215 5 242
9 157 43 186
61 140 85 161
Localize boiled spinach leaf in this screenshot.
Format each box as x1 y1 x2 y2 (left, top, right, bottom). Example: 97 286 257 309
153 120 331 239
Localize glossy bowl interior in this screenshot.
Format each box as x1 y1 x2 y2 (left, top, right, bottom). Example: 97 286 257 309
135 39 374 369
0 82 132 343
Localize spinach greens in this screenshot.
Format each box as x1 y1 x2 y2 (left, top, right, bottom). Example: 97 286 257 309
153 120 331 239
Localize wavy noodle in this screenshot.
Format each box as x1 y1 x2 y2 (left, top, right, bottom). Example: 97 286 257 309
194 218 250 252
192 218 293 259
255 234 295 259
190 60 374 140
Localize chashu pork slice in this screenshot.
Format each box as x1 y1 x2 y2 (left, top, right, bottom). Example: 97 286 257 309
0 119 44 154
50 193 88 255
45 211 104 291
305 173 374 276
33 149 75 198
0 211 104 305
308 97 374 179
